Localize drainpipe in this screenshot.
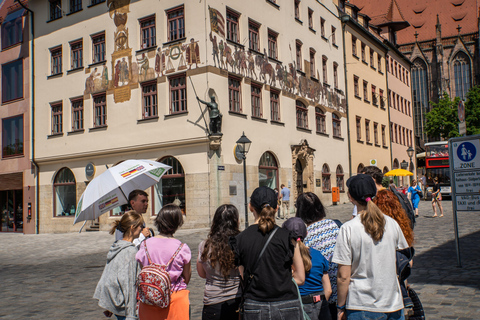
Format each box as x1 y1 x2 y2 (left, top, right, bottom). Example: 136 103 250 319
385 50 393 173
341 14 352 177
15 0 38 234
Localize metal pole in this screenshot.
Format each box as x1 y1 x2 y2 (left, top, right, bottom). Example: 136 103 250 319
188 76 210 135
243 155 248 229
449 140 462 267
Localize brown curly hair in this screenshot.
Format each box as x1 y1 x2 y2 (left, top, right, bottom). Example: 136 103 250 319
373 190 414 246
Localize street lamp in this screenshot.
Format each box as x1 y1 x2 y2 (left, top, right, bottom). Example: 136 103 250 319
407 146 415 182
236 132 252 229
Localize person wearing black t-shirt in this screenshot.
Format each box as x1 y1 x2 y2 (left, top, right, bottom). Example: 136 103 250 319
431 178 444 217
231 186 305 320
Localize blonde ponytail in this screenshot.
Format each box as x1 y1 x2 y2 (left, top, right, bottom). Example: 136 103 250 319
298 240 312 272
360 201 385 242
109 210 144 237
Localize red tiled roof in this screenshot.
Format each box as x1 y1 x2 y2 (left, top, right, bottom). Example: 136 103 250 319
348 0 478 44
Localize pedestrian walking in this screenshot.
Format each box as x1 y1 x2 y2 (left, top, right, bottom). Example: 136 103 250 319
296 192 340 320
407 180 422 217
283 217 332 320
230 186 305 319
197 204 242 320
333 174 409 320
281 184 291 219
94 211 144 320
135 204 191 320
431 178 444 217
274 188 281 219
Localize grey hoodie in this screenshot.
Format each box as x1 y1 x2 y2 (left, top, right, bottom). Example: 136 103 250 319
94 240 140 320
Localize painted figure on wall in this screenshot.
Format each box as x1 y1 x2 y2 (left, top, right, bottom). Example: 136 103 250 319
155 47 165 77
137 53 149 80
114 60 121 87
185 38 200 69
120 57 129 85
210 32 220 68
108 0 130 51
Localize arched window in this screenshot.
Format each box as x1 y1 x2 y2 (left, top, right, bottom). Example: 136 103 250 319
357 163 364 173
332 113 341 137
296 100 308 129
411 58 428 142
336 165 344 192
315 107 326 134
383 166 389 174
53 168 76 217
453 51 471 99
322 164 331 192
258 151 278 189
153 156 185 215
393 158 399 169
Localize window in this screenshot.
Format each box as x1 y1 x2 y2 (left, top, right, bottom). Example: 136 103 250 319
378 55 382 72
320 17 325 36
93 93 106 127
361 43 366 62
395 124 398 143
51 102 63 134
249 20 260 51
372 85 377 105
412 58 429 141
1 9 24 49
374 122 379 145
71 99 83 131
229 76 241 112
333 63 338 89
70 40 83 69
259 152 278 189
336 165 344 192
2 116 23 158
322 56 327 84
169 74 187 114
363 81 368 101
70 0 82 13
390 122 394 142
296 100 308 129
270 90 280 121
356 116 361 140
408 101 411 116
92 33 105 63
315 107 326 134
370 48 374 67
379 89 385 108
322 164 331 192
294 0 300 20
268 29 278 59
331 26 336 45
310 49 315 77
354 76 359 97
309 9 314 30
453 51 472 99
140 16 156 49
154 157 186 213
53 168 76 217
251 84 262 117
365 119 370 143
1 59 23 103
226 9 239 43
50 0 62 21
167 6 185 41
352 35 357 56
332 113 341 137
296 41 302 71
142 82 158 118
91 0 105 4
402 127 406 146
382 124 386 146
50 46 62 75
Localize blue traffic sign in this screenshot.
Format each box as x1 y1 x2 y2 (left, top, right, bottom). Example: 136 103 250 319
457 142 476 162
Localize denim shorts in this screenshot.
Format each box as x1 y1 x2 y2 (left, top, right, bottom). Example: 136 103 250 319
346 309 404 320
243 298 303 320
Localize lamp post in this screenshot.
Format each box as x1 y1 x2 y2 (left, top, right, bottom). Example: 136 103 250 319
236 132 252 229
407 146 415 182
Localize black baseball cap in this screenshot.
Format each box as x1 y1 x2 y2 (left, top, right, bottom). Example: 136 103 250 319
282 217 307 241
250 186 278 210
347 174 377 203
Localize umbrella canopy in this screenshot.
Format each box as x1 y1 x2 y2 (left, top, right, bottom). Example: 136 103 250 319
384 168 414 177
74 159 171 225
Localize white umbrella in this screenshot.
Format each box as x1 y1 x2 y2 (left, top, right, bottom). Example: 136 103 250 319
74 159 171 225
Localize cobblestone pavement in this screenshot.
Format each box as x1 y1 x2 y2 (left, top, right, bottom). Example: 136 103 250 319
0 199 479 319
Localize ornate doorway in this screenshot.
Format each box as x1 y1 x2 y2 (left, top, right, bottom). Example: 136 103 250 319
291 140 315 202
296 159 304 196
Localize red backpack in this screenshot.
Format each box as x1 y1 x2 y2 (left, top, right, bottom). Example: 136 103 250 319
136 241 184 308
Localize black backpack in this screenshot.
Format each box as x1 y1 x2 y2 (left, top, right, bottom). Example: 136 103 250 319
389 185 416 229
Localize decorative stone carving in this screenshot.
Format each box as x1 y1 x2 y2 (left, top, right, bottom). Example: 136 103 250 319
291 140 315 202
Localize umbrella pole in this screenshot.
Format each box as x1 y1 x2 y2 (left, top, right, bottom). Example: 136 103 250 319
78 220 87 233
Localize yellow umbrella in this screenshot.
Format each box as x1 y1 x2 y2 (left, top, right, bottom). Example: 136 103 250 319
384 168 413 177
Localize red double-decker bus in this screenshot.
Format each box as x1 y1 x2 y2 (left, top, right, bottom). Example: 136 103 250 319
425 141 451 198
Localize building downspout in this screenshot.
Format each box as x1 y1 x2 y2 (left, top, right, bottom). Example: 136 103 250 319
385 51 393 173
15 0 38 234
341 15 352 177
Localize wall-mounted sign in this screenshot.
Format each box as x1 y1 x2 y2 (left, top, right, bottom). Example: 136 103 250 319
234 145 244 161
218 165 225 171
369 159 377 166
316 179 321 187
85 163 96 178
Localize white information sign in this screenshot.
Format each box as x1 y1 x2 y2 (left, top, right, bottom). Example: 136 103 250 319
453 171 480 193
455 195 480 211
451 139 480 170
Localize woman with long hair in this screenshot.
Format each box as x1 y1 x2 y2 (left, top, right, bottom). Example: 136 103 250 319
197 204 242 320
231 186 305 319
431 177 444 217
135 204 191 320
94 211 144 320
296 192 340 320
283 217 332 320
333 174 409 320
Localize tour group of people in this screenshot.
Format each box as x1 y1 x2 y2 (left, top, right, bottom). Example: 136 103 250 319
94 165 419 320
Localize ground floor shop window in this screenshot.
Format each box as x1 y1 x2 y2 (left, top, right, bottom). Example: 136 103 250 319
54 168 76 217
258 151 278 189
0 189 22 232
153 156 185 215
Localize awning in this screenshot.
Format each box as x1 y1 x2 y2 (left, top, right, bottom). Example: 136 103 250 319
3 9 25 23
416 152 426 159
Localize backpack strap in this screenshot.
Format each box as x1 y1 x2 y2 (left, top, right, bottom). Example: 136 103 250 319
166 243 184 268
143 240 153 265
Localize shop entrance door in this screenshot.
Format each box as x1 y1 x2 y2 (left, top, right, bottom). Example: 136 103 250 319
0 190 23 232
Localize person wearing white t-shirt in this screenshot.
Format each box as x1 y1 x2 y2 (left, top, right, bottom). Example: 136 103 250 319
114 190 151 247
333 174 409 320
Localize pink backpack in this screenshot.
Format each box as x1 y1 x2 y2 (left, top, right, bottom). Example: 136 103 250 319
136 241 184 308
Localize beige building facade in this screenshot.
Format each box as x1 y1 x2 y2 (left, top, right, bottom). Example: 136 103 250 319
30 0 349 233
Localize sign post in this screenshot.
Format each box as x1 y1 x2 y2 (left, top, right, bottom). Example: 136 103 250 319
458 100 466 136
448 135 480 267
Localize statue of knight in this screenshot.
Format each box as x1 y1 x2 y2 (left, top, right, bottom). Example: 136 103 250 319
197 96 223 135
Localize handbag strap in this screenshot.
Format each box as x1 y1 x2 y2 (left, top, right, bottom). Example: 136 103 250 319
166 243 184 268
292 278 311 320
143 241 153 265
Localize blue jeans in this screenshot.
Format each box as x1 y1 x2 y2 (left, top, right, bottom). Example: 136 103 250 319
346 309 404 320
303 299 332 320
243 298 303 320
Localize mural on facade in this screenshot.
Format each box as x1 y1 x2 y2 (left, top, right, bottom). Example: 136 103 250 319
208 6 346 113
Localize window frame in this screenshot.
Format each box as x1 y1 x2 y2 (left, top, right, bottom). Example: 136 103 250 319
322 164 331 192
70 40 83 70
228 75 242 113
270 89 280 121
373 122 379 145
310 49 316 78
49 0 62 21
308 9 314 30
336 165 344 192
331 26 336 46
1 59 23 103
267 29 278 59
361 42 366 62
140 15 156 49
166 5 185 42
382 124 386 146
371 85 377 106
354 75 359 97
53 168 77 218
351 35 357 56
69 0 82 14
93 93 107 127
2 115 24 158
226 8 240 43
50 46 62 75
251 83 262 118
322 56 328 84
363 80 368 101
1 9 24 50
333 62 338 89
315 107 326 134
142 81 158 119
169 73 187 114
294 0 301 20
51 102 63 134
332 113 341 137
71 98 84 131
365 119 370 143
296 41 302 71
92 32 106 64
248 19 260 52
356 116 362 141
296 100 308 129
